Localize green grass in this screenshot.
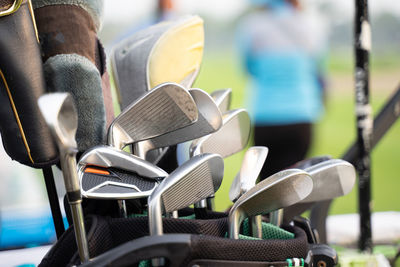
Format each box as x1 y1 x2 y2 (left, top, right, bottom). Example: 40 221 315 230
193 50 400 214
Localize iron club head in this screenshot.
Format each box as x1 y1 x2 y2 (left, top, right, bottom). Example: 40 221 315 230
229 146 269 203
228 168 313 239
190 108 251 158
134 88 223 158
300 159 356 203
108 82 198 150
147 153 224 236
210 88 232 113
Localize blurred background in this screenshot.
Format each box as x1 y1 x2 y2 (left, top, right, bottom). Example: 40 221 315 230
0 0 399 261
99 0 400 214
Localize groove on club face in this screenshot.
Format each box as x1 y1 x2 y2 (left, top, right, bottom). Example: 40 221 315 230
210 88 232 113
190 108 251 158
148 153 224 236
300 159 356 203
108 82 198 149
228 169 313 239
229 146 269 203
134 88 223 157
38 93 90 262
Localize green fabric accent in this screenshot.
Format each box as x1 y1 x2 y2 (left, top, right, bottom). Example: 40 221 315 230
242 218 295 239
138 260 151 267
128 213 147 218
286 258 293 267
301 258 304 266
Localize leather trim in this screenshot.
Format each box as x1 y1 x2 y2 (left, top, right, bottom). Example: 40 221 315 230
27 0 38 41
0 68 34 164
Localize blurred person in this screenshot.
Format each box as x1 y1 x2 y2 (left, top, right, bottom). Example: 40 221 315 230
236 0 328 179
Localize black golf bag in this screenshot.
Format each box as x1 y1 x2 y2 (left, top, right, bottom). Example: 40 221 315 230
39 209 337 267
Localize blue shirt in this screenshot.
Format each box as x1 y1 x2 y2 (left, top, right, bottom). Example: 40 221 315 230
237 8 327 125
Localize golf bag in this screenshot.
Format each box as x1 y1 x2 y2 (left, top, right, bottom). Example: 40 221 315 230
0 0 59 168
40 209 336 267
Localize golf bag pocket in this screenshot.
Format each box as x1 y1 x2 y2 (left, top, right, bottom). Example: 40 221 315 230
39 215 310 267
0 0 58 168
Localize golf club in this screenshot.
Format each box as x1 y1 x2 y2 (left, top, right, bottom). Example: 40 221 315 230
229 146 269 238
108 82 198 150
148 153 224 266
228 168 313 239
38 93 90 263
210 88 232 113
134 88 222 159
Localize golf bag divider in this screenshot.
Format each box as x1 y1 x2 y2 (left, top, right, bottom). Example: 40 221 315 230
0 0 58 168
40 214 310 267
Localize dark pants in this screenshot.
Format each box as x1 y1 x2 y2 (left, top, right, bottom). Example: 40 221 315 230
254 123 312 180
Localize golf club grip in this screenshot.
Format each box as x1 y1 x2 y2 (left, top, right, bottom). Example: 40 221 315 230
0 0 58 167
342 85 400 164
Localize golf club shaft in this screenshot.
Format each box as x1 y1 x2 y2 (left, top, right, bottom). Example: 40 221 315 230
62 152 90 263
70 202 90 263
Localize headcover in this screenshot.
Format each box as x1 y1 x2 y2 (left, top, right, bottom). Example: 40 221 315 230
0 0 59 168
32 0 113 152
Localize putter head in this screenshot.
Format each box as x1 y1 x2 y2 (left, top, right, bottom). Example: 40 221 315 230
148 153 224 235
38 93 78 154
228 169 313 239
108 82 198 150
135 88 223 158
78 146 167 200
111 15 204 110
300 159 356 203
229 146 269 202
210 88 232 113
190 108 251 158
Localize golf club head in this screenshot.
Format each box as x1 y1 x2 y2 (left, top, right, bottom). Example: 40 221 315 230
108 82 198 150
134 88 223 158
228 169 313 239
38 93 80 193
148 153 224 236
210 88 232 113
300 159 356 203
78 145 168 199
291 155 332 169
38 92 78 156
79 145 168 178
190 108 251 158
111 15 204 110
229 146 269 203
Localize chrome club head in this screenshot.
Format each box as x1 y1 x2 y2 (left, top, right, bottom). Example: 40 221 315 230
78 145 168 200
190 108 251 158
229 146 269 203
228 169 313 239
38 93 89 262
134 88 222 158
148 153 224 236
301 159 356 203
229 146 269 238
108 82 198 150
210 88 232 113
